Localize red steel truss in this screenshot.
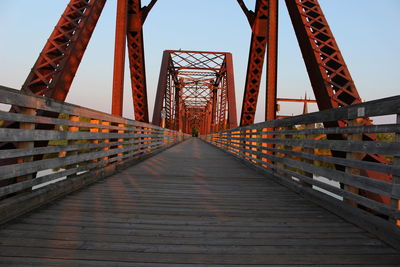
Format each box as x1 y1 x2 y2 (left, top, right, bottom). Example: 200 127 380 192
152 50 237 134
21 0 106 101
125 0 157 122
21 0 156 122
7 0 390 204
238 0 278 126
285 0 391 205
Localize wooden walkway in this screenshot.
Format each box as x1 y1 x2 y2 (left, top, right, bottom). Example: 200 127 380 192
0 138 399 266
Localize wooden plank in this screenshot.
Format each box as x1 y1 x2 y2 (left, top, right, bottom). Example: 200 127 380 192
0 137 168 159
0 257 395 267
218 136 400 156
0 86 168 132
212 140 400 218
391 113 400 224
213 139 398 199
0 140 181 225
218 94 400 131
0 245 399 265
0 111 134 132
0 230 385 246
0 128 177 142
257 143 399 176
204 138 400 249
249 123 400 136
0 140 178 194
0 237 396 254
0 140 168 180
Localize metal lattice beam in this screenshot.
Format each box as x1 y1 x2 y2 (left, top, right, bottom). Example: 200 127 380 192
126 0 153 122
21 0 106 101
153 50 236 134
286 0 391 205
239 0 270 126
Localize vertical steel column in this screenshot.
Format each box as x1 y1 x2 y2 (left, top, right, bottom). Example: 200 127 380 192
265 0 278 122
153 51 170 126
225 53 238 129
211 87 218 131
112 0 128 116
126 0 157 122
238 0 269 126
174 84 180 131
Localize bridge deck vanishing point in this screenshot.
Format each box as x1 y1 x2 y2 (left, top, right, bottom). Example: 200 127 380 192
0 138 399 266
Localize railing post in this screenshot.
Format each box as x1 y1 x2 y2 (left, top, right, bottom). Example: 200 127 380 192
145 127 151 153
241 129 246 159
301 122 315 187
66 115 80 177
391 114 400 225
90 119 100 163
276 126 292 178
251 128 258 164
344 119 362 206
259 128 269 169
219 132 224 150
117 123 125 161
16 107 36 191
101 121 110 163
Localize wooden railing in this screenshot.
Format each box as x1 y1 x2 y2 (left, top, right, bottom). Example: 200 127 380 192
0 85 189 222
201 95 400 248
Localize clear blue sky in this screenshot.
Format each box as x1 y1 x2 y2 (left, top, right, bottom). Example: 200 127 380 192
0 0 399 122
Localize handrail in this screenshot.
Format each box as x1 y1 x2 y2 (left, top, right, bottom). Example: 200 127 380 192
201 94 400 248
0 85 189 222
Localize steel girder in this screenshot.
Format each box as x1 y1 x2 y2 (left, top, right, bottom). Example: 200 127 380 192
112 0 128 116
20 0 156 122
285 0 391 204
2 0 106 189
285 0 362 112
21 0 106 100
152 50 237 134
125 0 157 122
238 0 278 126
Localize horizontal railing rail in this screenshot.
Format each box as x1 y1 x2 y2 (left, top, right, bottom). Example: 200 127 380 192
201 95 400 248
0 85 189 222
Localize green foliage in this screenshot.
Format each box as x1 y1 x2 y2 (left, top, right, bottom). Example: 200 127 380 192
192 127 198 137
376 132 395 142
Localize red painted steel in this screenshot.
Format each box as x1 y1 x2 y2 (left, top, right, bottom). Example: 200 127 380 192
285 0 391 205
285 0 362 112
126 0 157 122
239 0 270 126
112 0 128 116
153 50 237 135
21 0 106 101
265 0 278 122
6 0 390 206
277 98 317 103
225 53 238 129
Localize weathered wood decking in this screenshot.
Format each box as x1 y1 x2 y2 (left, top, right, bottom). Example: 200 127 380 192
0 138 399 266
